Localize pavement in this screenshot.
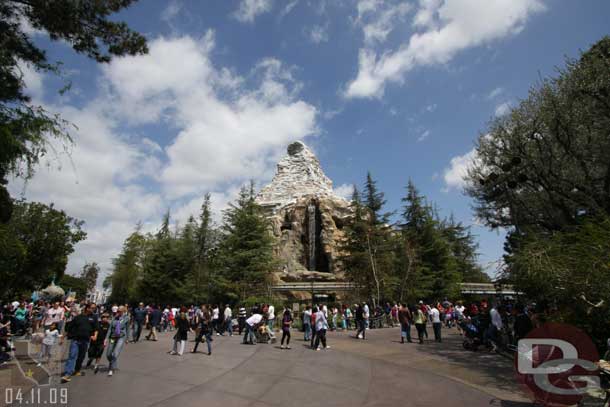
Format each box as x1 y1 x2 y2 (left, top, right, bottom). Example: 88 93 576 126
1 326 534 407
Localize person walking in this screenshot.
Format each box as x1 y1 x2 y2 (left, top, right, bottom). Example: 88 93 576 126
280 308 293 349
237 305 247 335
86 313 110 373
303 306 312 341
192 305 212 355
413 305 426 344
37 322 62 367
398 304 413 343
132 303 147 343
267 303 275 333
430 304 442 342
146 305 161 341
310 306 317 349
355 304 366 340
314 306 329 351
106 306 130 377
170 308 191 356
224 304 233 337
212 305 220 336
61 306 97 383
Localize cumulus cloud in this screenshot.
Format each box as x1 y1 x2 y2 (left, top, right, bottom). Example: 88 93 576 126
443 148 478 192
11 32 318 283
345 0 546 98
355 0 412 45
279 0 299 19
233 0 273 23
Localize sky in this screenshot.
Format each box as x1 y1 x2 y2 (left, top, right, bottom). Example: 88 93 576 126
10 0 610 284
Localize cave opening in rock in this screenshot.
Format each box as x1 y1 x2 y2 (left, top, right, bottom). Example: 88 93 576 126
305 200 329 273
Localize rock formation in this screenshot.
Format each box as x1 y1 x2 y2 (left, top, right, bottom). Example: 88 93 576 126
256 141 351 284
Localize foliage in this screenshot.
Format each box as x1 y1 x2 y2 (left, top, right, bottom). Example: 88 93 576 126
0 200 86 300
217 182 277 302
80 262 99 292
0 0 148 223
59 274 88 299
464 36 610 346
342 177 482 304
510 217 610 350
465 37 610 234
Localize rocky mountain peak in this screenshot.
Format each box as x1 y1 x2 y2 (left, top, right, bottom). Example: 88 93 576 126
256 141 336 209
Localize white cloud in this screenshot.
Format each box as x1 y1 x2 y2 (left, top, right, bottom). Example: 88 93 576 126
308 25 329 43
233 0 273 23
417 129 430 142
443 148 478 192
487 86 504 99
161 0 182 22
11 32 318 284
17 60 44 100
334 183 355 200
494 101 512 117
279 0 299 19
425 103 437 112
355 0 412 45
345 0 546 98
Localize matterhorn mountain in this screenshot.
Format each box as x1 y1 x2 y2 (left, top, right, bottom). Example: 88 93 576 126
256 141 351 288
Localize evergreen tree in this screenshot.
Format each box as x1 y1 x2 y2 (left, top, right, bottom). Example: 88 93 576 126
138 210 183 304
217 182 276 301
109 225 146 303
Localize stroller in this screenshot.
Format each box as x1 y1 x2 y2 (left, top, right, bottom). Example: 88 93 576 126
255 324 276 345
459 319 482 351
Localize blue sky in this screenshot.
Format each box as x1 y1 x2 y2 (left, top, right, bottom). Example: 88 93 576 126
11 0 610 282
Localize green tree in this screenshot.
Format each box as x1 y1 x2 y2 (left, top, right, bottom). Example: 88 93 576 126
109 225 147 304
441 215 490 284
466 37 610 235
399 180 460 301
80 262 100 292
341 186 374 300
1 0 148 222
59 274 88 299
217 182 276 301
0 200 86 300
138 210 183 305
463 36 610 346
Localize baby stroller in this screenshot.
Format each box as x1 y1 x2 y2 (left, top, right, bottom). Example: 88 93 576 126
255 325 277 345
459 319 482 351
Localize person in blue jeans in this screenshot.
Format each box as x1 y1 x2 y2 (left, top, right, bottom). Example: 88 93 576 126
106 306 130 377
192 306 212 355
398 304 412 343
61 306 97 383
303 306 312 341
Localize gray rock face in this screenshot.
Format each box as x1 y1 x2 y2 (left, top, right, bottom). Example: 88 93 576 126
257 141 335 211
256 141 351 286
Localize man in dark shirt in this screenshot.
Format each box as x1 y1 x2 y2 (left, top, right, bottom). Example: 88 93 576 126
62 304 98 383
146 305 162 341
133 303 147 343
398 304 413 343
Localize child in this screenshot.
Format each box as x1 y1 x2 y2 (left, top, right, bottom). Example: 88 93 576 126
86 313 110 373
37 323 61 367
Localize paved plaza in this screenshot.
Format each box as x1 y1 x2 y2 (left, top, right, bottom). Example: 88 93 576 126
1 326 534 407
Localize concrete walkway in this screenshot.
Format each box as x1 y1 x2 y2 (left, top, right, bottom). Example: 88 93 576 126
2 326 533 407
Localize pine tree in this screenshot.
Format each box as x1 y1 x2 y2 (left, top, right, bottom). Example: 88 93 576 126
217 182 276 301
109 224 146 303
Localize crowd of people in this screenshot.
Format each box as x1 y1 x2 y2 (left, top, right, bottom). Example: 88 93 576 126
0 295 549 386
